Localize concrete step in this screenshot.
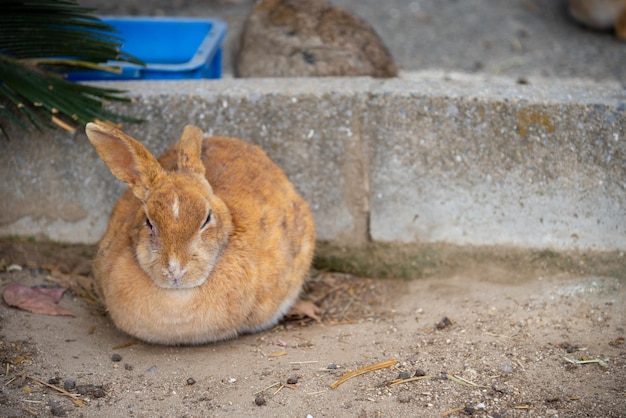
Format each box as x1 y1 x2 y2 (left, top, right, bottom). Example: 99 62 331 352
1 72 624 252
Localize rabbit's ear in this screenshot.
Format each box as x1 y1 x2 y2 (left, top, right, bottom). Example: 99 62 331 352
86 122 166 201
177 125 206 175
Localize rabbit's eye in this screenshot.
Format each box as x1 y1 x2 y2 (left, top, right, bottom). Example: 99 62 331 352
201 210 213 229
146 217 155 233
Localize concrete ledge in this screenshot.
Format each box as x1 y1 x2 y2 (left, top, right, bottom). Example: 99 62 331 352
1 72 624 250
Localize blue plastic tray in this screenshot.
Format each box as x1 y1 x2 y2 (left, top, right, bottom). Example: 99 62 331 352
68 17 227 80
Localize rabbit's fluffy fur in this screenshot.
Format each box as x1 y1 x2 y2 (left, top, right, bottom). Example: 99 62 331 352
235 0 397 77
87 123 315 345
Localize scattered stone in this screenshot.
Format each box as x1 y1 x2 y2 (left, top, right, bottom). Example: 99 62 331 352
463 405 475 415
47 377 61 385
63 379 76 390
492 384 508 394
76 384 105 398
111 353 122 362
50 406 65 416
558 341 579 353
327 363 338 370
254 395 266 406
48 400 65 416
124 363 133 371
397 371 411 380
435 316 453 330
414 369 426 377
287 376 298 384
186 377 196 386
147 365 157 373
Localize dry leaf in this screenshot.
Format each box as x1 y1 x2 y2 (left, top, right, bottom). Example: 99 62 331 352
3 283 75 316
287 300 322 322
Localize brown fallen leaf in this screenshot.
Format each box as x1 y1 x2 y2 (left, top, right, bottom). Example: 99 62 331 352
287 299 322 322
2 283 75 316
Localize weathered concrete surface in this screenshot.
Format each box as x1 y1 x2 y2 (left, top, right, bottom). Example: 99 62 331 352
367 73 626 249
1 73 624 250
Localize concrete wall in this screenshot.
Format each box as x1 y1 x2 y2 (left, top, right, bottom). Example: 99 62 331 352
1 72 624 250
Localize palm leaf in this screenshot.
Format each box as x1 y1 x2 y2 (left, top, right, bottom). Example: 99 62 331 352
0 0 144 138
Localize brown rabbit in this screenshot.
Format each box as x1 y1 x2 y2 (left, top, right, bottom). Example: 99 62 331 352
235 0 397 77
568 0 626 39
86 123 315 345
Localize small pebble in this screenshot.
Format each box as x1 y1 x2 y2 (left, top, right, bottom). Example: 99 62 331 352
397 371 411 379
111 353 123 362
254 395 266 406
414 369 426 377
435 316 453 330
50 406 66 416
186 378 196 386
48 400 65 416
47 377 61 385
326 363 338 369
63 379 76 390
287 376 298 384
124 363 134 371
147 365 158 373
76 384 105 398
464 406 475 415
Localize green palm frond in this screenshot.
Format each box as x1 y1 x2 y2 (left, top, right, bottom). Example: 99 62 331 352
0 0 144 138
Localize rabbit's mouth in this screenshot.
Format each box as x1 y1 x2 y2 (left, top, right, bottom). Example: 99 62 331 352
163 259 186 285
155 262 211 289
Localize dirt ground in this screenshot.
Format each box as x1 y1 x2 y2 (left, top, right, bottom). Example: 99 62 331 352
0 238 624 417
2 1 624 417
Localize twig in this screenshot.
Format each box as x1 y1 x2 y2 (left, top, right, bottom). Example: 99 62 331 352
272 384 285 396
484 332 526 341
112 341 138 350
563 357 608 368
331 359 397 389
339 299 353 319
289 361 319 364
441 407 465 416
27 376 86 407
389 374 434 386
306 390 326 395
253 382 280 396
21 407 38 417
447 374 489 389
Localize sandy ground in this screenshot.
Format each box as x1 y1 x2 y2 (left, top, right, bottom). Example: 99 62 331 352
0 239 624 417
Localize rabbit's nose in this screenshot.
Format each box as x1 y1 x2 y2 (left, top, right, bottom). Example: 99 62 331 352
164 259 186 285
